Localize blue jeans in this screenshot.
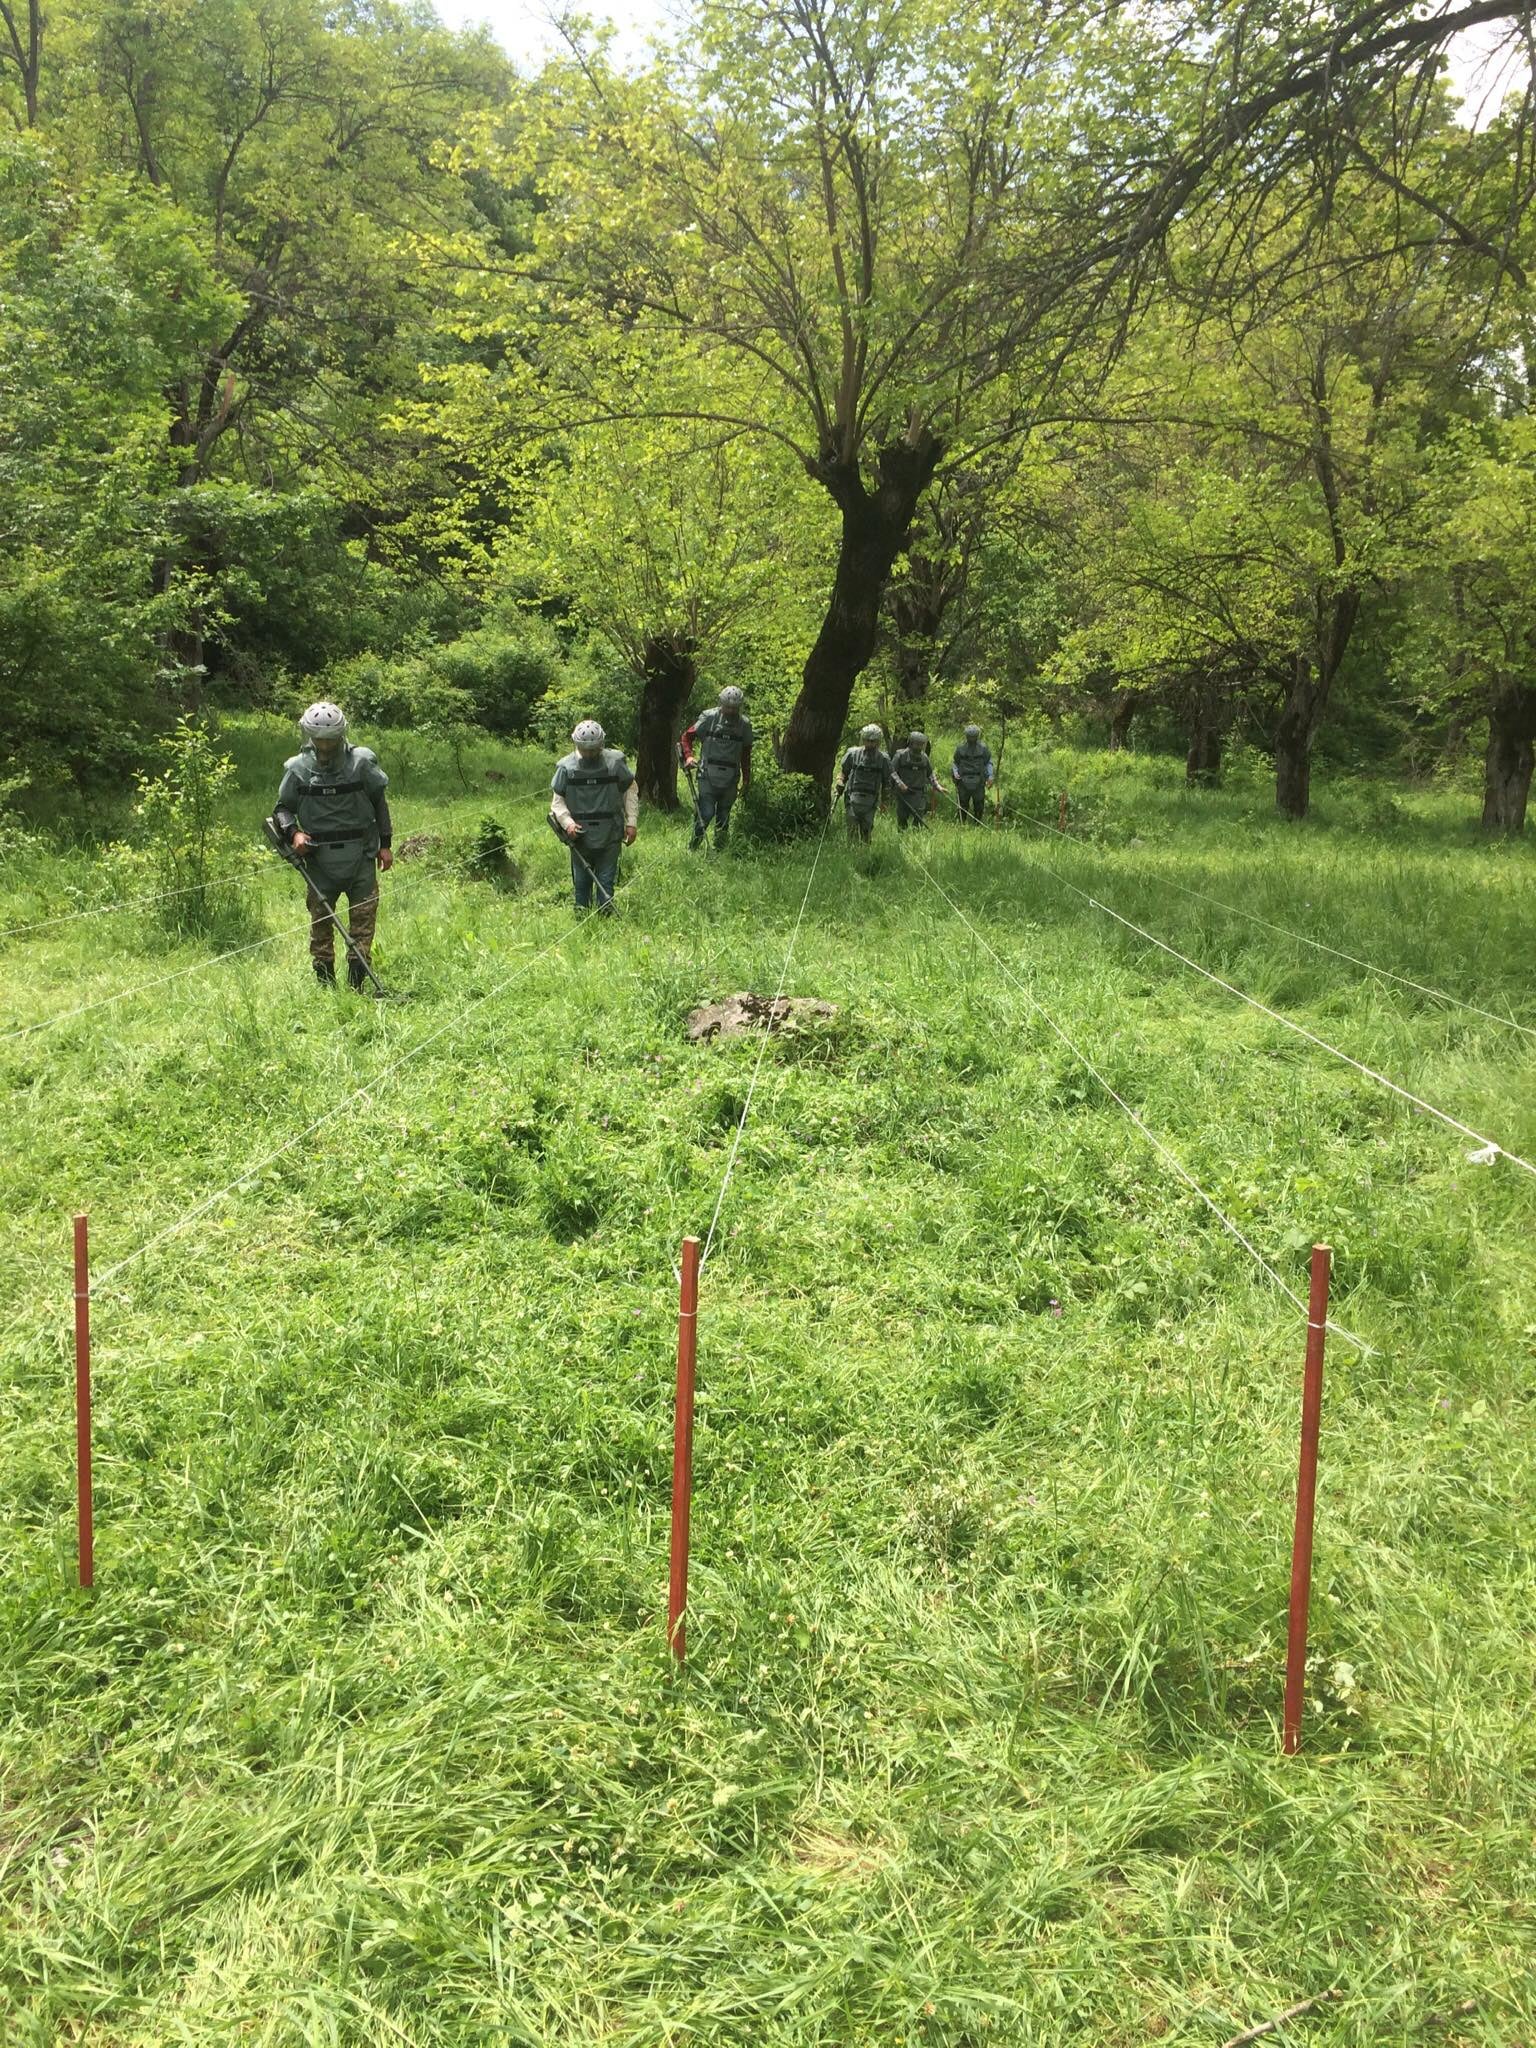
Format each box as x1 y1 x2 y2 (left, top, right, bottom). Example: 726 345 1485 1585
571 840 619 913
690 778 738 847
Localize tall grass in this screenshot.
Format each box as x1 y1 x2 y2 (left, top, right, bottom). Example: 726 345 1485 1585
0 718 1531 2044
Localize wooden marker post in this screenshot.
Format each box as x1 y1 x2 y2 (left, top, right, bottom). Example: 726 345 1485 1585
667 1236 701 1663
1282 1244 1332 1754
73 1213 94 1590
1057 790 1069 832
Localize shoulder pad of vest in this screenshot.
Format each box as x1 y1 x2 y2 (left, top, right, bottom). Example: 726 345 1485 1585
282 752 310 777
352 746 379 768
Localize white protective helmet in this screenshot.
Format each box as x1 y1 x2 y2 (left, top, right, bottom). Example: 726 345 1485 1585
860 723 883 746
571 720 606 751
719 686 745 713
908 731 929 750
300 701 347 744
964 723 981 741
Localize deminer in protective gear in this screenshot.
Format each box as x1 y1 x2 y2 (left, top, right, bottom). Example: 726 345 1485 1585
837 724 903 842
550 720 638 915
951 724 996 823
891 731 942 830
681 685 753 850
273 701 393 989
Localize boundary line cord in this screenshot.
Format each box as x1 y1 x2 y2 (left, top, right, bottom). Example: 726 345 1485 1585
0 915 320 1045
903 841 1373 1353
698 807 834 1269
1012 804 1535 1041
956 796 1534 1176
88 841 650 1293
0 865 264 942
88 936 554 1291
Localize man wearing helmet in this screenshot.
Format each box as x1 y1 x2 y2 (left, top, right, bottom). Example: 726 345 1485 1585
680 686 753 850
836 723 904 842
951 724 995 823
891 731 942 830
550 720 639 914
273 702 393 988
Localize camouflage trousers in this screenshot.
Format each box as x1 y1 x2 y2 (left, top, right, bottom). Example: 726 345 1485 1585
306 863 378 966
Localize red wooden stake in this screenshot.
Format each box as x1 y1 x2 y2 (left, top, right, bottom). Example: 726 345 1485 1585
1282 1244 1332 1753
73 1213 94 1591
667 1236 701 1663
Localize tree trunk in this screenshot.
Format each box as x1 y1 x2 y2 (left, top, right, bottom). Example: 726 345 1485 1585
1481 677 1536 834
635 635 696 810
1274 680 1319 819
0 0 42 124
778 428 944 794
892 636 932 703
1274 591 1359 819
1185 718 1222 786
1108 692 1136 752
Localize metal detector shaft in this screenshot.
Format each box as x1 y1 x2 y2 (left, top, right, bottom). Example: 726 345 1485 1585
262 817 389 996
678 748 709 837
547 811 622 914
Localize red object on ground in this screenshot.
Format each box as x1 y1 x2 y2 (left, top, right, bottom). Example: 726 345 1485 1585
73 1213 93 1590
1282 1243 1332 1753
668 1236 701 1662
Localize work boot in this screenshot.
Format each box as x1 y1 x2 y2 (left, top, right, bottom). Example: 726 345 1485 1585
689 828 705 851
313 958 336 987
347 957 371 993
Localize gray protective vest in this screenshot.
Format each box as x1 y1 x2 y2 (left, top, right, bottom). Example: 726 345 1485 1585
841 746 891 806
553 748 634 851
693 708 753 791
277 744 388 874
952 740 993 790
891 748 933 807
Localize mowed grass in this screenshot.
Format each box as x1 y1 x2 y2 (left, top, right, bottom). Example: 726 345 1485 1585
1 719 1533 2046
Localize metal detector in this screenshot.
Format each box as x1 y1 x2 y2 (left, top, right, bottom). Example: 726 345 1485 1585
547 811 623 915
678 746 711 843
262 817 403 998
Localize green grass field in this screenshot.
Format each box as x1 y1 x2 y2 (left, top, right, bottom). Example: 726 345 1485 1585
2 719 1533 2046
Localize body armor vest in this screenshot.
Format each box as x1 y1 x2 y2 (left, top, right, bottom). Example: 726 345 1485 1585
555 748 633 850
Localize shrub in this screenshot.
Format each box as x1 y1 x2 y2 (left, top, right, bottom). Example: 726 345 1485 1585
733 758 823 845
131 716 263 943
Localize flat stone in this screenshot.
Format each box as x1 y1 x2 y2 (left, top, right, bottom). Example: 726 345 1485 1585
686 993 838 1042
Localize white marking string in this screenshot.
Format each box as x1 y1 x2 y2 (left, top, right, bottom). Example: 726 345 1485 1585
1084 895 1536 1179
904 843 1374 1353
87 936 554 1292
698 806 834 1269
0 865 263 942
1011 806 1536 1042
87 843 648 1293
1 919 309 1044
0 883 407 1044
977 806 1535 1178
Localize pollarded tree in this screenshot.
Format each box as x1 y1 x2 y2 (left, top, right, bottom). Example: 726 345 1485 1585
503 402 829 807
463 0 1178 790
453 0 1536 794
1410 416 1536 832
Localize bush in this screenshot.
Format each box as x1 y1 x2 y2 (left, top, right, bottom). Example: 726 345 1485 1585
316 652 474 733
733 758 823 845
434 617 566 736
460 814 522 892
530 639 641 753
130 717 264 943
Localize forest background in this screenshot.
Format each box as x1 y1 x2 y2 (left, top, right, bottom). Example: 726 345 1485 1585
6 0 1536 835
